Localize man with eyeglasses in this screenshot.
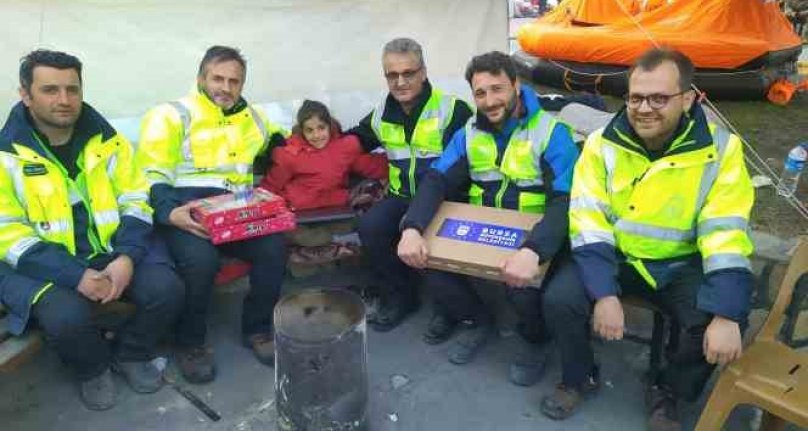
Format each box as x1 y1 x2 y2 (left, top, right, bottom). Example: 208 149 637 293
348 38 473 332
540 48 754 431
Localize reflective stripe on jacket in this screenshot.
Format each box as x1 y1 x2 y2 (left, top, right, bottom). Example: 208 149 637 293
370 88 457 198
570 117 754 289
465 109 557 214
137 89 286 194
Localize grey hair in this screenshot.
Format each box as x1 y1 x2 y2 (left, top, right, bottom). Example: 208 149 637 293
382 38 424 68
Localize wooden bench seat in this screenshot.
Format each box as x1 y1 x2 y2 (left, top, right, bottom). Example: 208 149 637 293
0 305 43 373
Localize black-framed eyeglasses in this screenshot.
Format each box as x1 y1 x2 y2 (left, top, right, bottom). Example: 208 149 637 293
624 90 687 110
384 67 423 83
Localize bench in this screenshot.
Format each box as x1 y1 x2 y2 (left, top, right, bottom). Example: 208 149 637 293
214 205 359 285
0 305 43 373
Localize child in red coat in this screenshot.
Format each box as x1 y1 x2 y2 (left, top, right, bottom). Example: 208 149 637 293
260 100 387 275
261 100 387 210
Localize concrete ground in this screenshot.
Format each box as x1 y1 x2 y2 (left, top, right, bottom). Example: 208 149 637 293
0 264 801 431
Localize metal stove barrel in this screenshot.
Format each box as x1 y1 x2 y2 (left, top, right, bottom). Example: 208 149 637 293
274 288 368 431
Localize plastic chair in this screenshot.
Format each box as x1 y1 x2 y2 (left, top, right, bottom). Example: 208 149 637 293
695 236 808 431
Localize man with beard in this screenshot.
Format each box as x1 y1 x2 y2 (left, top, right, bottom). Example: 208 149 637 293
0 49 183 410
349 38 473 332
397 51 579 387
137 46 288 384
541 48 754 431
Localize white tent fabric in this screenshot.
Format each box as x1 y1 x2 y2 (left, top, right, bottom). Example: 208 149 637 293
0 0 507 135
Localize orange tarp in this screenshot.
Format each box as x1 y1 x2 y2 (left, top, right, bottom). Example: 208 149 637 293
518 0 802 69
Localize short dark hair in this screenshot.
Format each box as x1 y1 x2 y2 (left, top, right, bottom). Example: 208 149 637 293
464 51 517 85
19 49 82 92
197 45 246 78
629 48 694 91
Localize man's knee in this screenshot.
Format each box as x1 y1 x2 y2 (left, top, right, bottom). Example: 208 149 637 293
129 264 185 312
358 199 402 241
247 233 287 262
163 229 220 271
506 287 541 310
542 267 590 321
34 289 94 339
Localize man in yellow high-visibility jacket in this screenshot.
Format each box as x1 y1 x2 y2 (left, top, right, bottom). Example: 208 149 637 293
137 46 288 384
0 50 183 411
540 48 755 431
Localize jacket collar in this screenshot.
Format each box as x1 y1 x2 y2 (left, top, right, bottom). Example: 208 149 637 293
473 84 542 135
0 101 115 158
602 102 713 157
382 80 433 123
193 86 249 116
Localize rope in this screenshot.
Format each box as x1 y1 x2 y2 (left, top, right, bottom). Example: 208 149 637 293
609 0 808 221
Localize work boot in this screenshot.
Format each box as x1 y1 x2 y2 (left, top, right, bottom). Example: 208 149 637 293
244 333 276 366
113 360 164 393
645 385 682 431
422 312 458 345
368 294 419 333
79 368 116 411
540 367 600 420
176 345 216 384
448 319 492 365
508 337 548 387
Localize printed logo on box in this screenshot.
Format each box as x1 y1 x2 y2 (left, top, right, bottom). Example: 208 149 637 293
437 218 527 250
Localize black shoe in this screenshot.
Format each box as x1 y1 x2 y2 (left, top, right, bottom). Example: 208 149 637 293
368 297 419 332
79 369 116 411
508 337 548 387
448 320 492 365
112 360 164 394
423 313 458 345
645 385 682 431
540 367 600 420
176 345 216 384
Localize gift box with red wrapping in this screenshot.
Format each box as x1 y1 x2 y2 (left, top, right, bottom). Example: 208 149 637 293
191 188 287 230
208 210 297 244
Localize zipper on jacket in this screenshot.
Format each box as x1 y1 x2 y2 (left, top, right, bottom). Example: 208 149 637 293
32 134 105 256
408 144 417 197
494 177 510 208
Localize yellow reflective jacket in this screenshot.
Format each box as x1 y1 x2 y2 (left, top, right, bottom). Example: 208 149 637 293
0 102 153 324
465 108 558 214
370 87 459 198
137 88 287 194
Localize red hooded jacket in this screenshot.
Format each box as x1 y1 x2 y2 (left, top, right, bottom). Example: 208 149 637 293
260 129 387 211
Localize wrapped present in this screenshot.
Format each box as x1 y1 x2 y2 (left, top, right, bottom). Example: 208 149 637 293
191 188 288 230
208 210 297 244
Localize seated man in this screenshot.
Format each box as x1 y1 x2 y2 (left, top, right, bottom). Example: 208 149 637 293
349 38 473 331
137 46 288 384
542 48 755 431
0 50 183 410
397 52 579 386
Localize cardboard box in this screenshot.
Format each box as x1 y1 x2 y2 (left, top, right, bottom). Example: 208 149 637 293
208 210 297 244
191 188 287 230
423 202 542 283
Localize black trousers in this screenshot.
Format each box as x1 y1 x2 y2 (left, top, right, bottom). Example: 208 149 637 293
25 259 184 381
162 227 287 347
357 196 418 304
543 257 717 401
422 253 579 342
